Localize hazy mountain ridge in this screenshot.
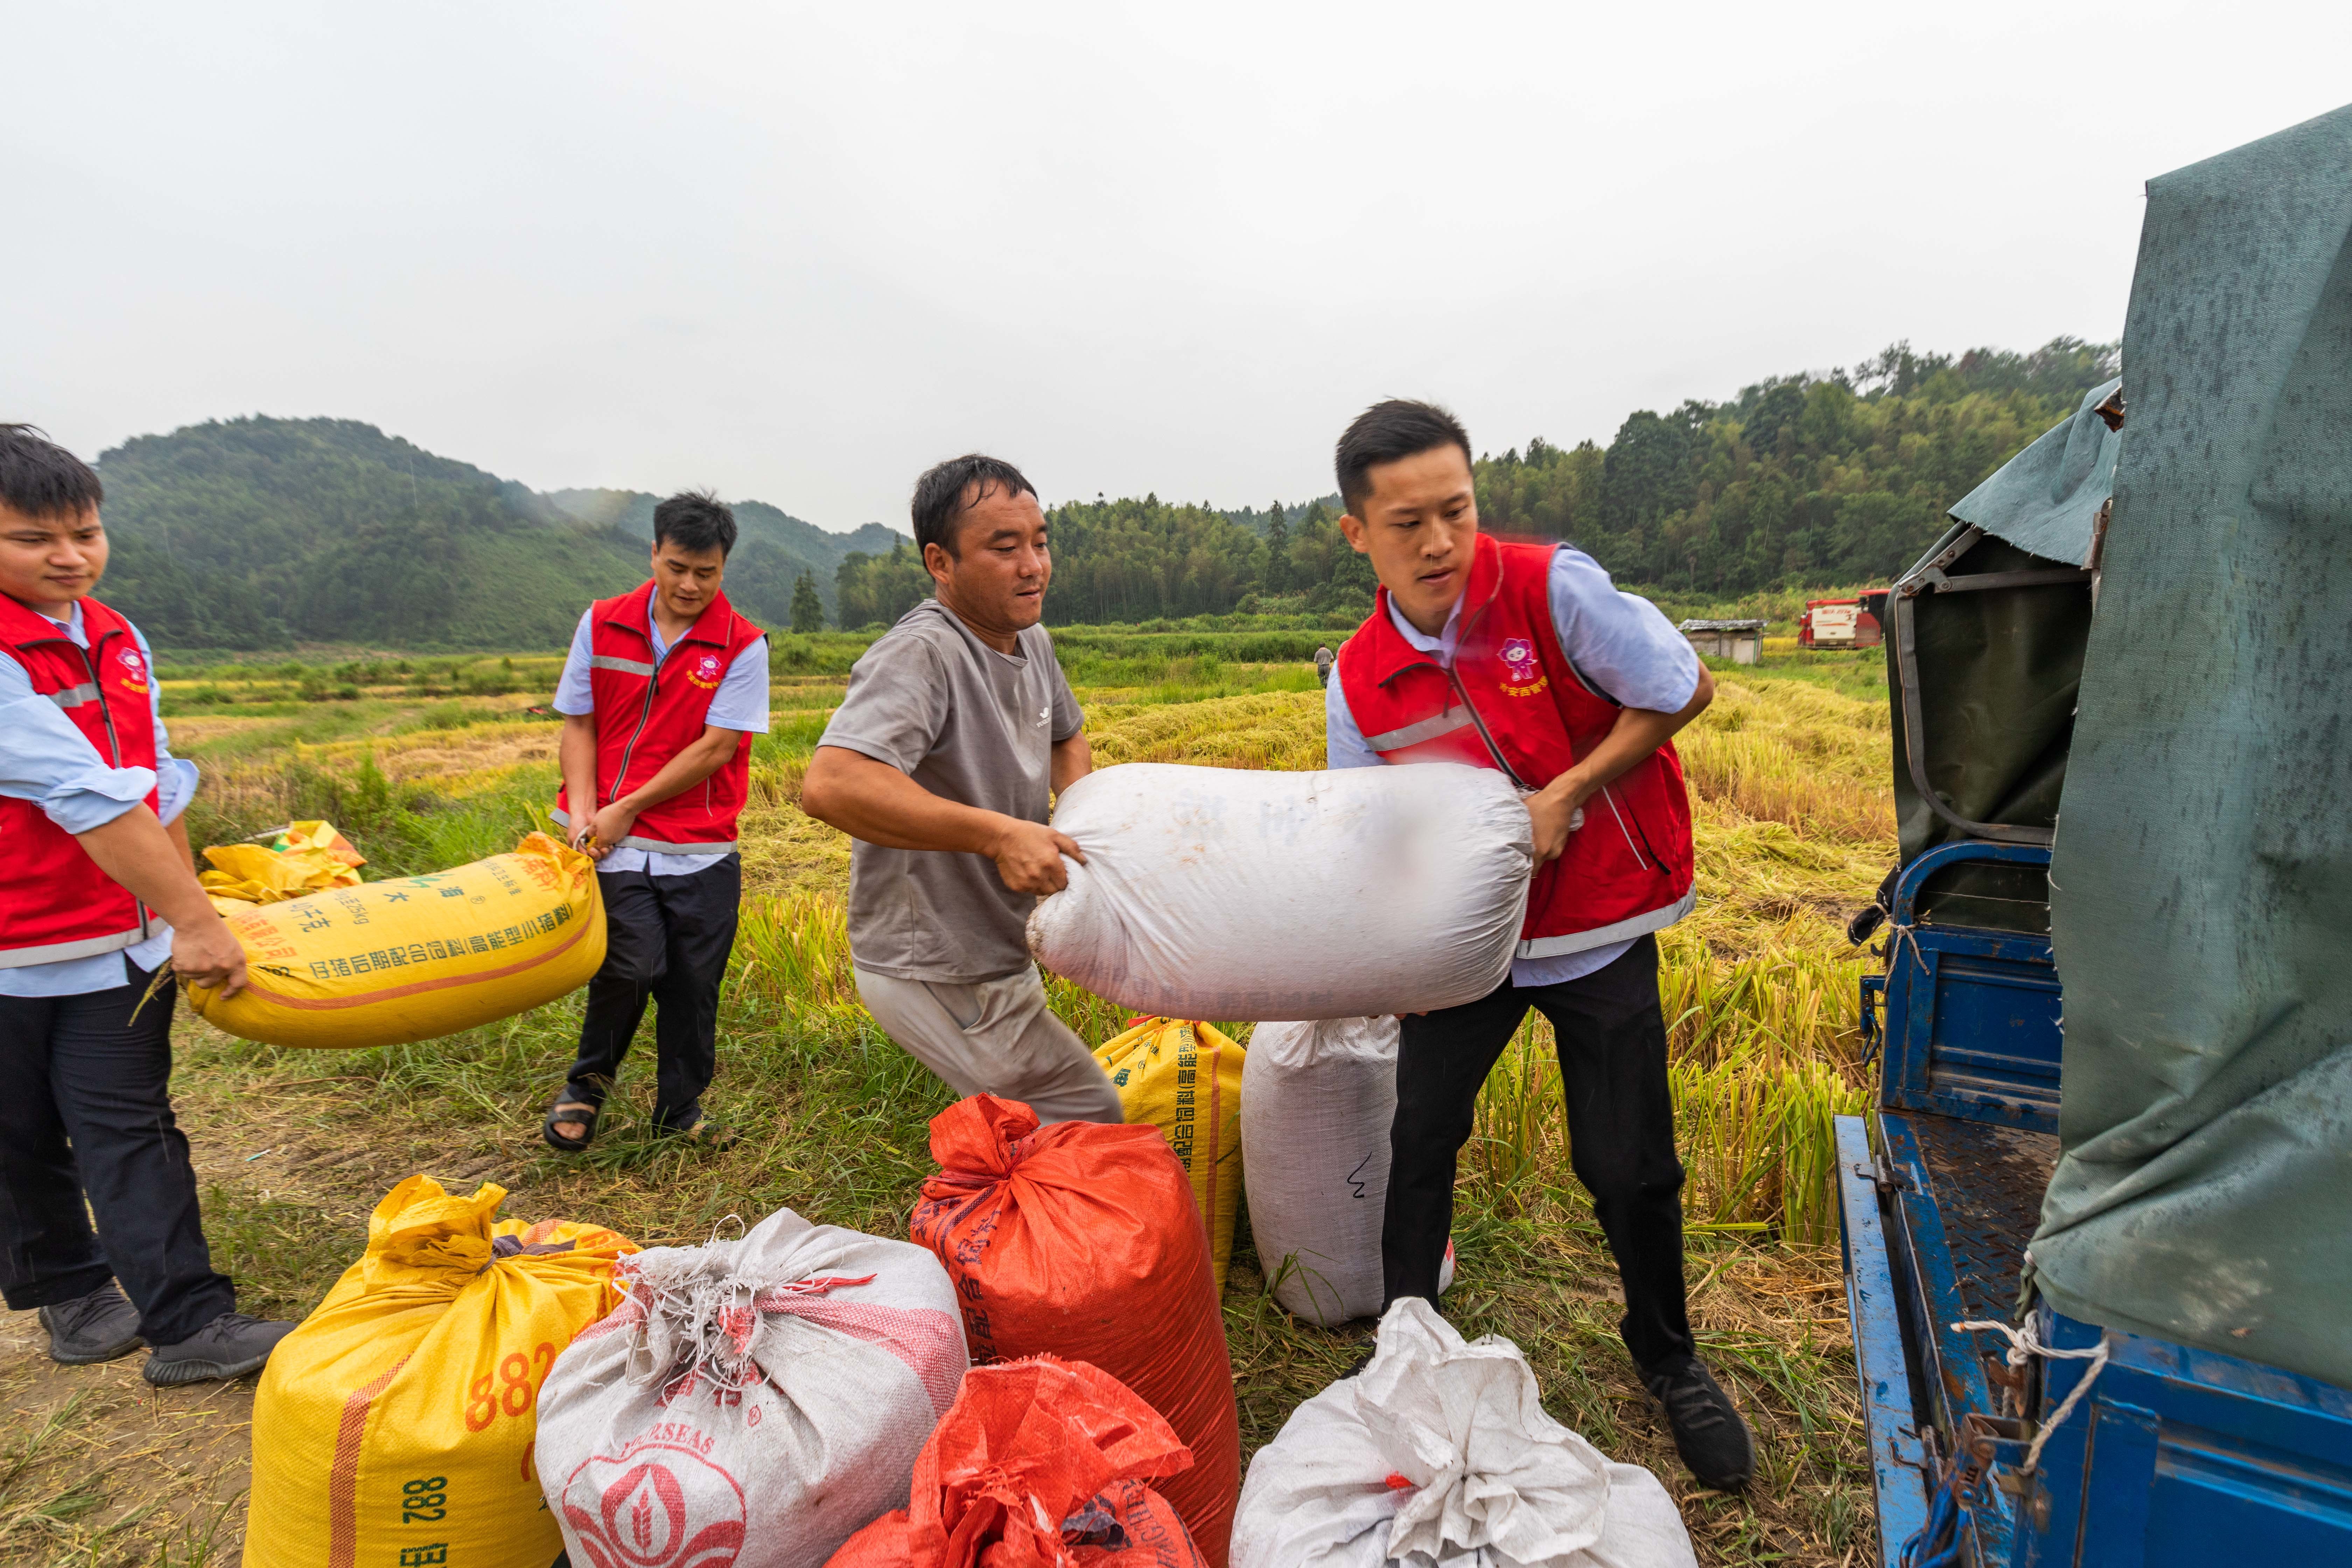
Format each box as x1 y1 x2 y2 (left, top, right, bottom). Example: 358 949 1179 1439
92 416 904 649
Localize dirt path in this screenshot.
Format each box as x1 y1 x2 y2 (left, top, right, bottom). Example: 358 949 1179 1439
0 1309 255 1561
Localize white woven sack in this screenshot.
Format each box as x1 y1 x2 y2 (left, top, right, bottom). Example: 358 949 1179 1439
1242 1015 1399 1325
1029 762 1533 1021
1232 1298 1695 1568
535 1206 967 1568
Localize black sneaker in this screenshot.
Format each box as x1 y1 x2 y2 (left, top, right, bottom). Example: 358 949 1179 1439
144 1311 296 1386
1643 1356 1756 1491
38 1281 145 1365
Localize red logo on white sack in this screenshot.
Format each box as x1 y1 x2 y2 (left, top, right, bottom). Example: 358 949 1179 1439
562 1444 745 1568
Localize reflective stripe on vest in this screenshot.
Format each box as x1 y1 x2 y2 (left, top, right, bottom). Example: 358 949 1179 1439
0 923 148 969
1515 886 1697 959
1361 707 1472 752
589 654 657 677
47 682 101 709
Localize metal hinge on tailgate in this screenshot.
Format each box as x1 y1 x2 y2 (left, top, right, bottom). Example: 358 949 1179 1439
1858 1153 1915 1196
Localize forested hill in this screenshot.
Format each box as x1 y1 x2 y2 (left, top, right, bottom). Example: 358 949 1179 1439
92 417 905 649
831 336 2119 629
92 335 2116 646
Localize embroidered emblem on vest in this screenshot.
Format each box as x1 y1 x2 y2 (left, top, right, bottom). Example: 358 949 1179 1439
116 646 150 693
1498 637 1547 698
686 651 724 691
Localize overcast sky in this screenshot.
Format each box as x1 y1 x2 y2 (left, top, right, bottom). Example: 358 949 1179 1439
8 4 2348 531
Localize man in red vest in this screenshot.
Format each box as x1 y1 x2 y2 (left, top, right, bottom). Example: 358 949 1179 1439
1327 400 1755 1491
545 492 769 1150
0 424 295 1383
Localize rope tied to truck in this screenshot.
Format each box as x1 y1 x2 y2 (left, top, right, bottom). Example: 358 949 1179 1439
1900 1318 2112 1568
1951 1315 2111 1473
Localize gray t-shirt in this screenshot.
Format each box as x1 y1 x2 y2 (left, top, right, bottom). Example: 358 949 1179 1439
820 598 1083 981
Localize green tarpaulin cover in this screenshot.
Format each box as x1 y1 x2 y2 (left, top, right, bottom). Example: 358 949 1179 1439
1948 376 2121 566
1884 383 2116 928
2029 103 2352 1391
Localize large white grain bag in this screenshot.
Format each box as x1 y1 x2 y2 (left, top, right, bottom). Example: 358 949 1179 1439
1029 762 1533 1021
1232 1298 1695 1568
1242 1015 1399 1325
1242 1014 1456 1326
535 1206 967 1568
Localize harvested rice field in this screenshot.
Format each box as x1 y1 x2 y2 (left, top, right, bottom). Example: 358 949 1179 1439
1 630 1895 1567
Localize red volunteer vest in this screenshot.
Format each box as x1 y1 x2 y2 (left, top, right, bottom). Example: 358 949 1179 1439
553 582 763 853
0 593 162 967
1335 534 1695 958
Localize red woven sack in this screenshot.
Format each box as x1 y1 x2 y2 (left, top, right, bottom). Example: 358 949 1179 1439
909 1096 1241 1567
826 1356 1206 1568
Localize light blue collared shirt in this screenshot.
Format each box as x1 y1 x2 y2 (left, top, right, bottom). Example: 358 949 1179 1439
0 602 200 996
1325 545 1700 987
552 603 770 877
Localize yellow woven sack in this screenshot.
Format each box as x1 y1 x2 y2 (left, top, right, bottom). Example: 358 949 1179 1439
188 832 604 1049
1093 1017 1247 1293
244 1176 637 1568
200 819 366 917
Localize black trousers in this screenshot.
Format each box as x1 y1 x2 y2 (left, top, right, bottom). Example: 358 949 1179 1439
1382 933 1696 1371
0 965 236 1344
564 858 741 1132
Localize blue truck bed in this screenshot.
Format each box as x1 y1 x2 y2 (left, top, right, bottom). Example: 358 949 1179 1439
1836 842 2352 1565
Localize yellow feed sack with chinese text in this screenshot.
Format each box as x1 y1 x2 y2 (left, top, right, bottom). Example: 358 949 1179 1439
1093 1016 1247 1293
189 832 603 1049
243 1176 636 1568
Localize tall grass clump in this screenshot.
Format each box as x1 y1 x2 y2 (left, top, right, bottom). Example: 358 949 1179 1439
1469 925 1874 1246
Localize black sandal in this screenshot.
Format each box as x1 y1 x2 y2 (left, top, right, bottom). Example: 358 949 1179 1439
542 1097 600 1152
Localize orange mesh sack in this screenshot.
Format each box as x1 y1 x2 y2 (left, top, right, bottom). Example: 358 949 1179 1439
243 1176 637 1568
910 1095 1241 1567
827 1356 1206 1568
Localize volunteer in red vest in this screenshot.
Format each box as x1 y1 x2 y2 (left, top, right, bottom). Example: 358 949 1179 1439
545 491 769 1150
1326 400 1756 1492
0 424 296 1383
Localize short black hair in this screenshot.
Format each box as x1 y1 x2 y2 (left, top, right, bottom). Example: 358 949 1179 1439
1335 399 1472 516
0 425 104 520
652 489 737 557
911 454 1036 557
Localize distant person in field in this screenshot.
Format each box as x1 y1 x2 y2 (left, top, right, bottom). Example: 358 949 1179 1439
1323 400 1754 1492
545 491 770 1151
0 424 297 1384
800 454 1121 1125
1314 643 1335 687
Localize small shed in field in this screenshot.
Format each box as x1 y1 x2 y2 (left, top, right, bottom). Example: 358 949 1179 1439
1677 618 1768 664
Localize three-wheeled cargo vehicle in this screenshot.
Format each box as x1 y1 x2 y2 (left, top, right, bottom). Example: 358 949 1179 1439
1837 104 2352 1566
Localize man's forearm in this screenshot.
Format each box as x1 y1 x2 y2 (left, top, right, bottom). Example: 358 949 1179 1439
1545 667 1713 805
559 715 602 820
801 746 1017 854
77 806 221 932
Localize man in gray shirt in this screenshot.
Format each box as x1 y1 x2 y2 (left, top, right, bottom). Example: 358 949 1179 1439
799 455 1121 1124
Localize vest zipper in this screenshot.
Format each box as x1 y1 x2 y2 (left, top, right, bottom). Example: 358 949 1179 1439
1443 664 1534 791
1597 785 1648 869
1437 586 1538 791
610 641 667 806
74 628 153 942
